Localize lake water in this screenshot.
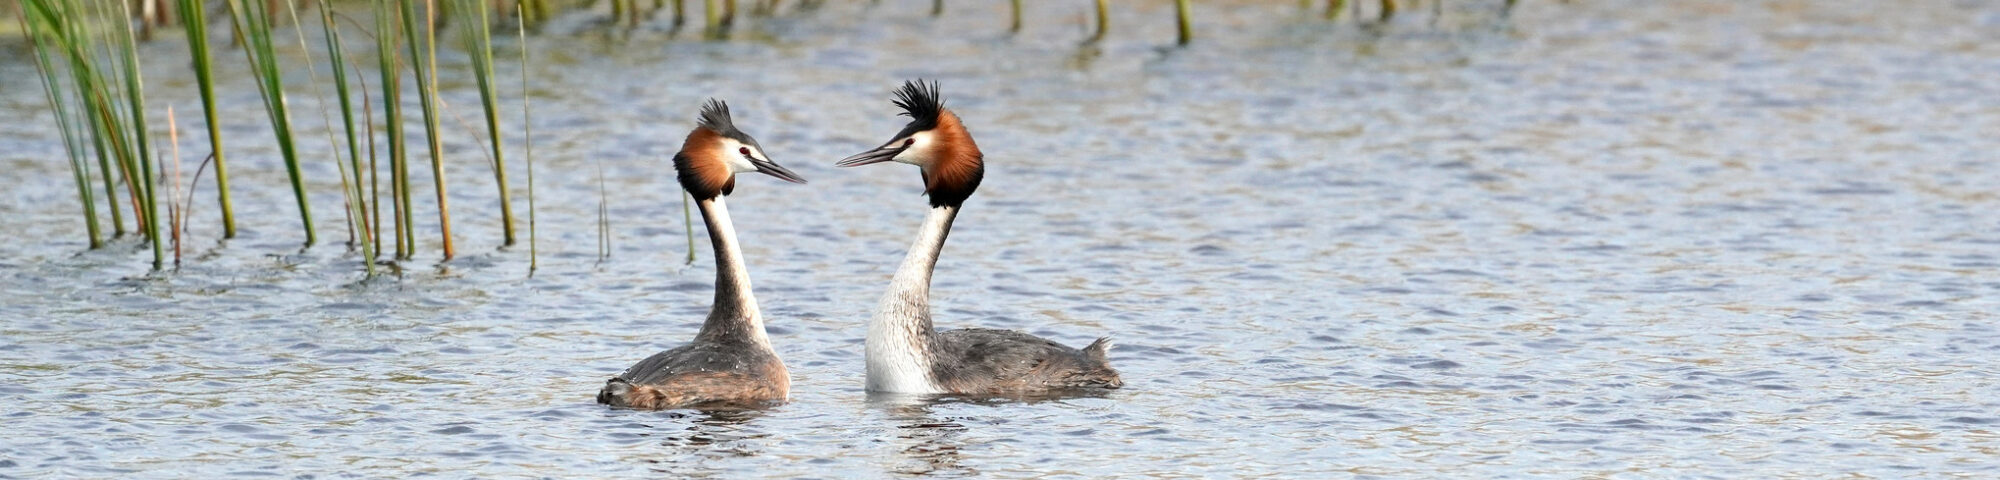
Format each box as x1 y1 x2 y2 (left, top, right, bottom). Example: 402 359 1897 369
2 0 1998 477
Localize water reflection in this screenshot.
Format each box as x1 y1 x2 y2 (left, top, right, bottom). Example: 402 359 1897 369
865 389 1117 476
633 409 770 477
1068 43 1104 71
867 393 972 477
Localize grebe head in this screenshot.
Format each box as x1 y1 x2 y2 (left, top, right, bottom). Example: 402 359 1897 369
836 80 985 208
675 99 807 200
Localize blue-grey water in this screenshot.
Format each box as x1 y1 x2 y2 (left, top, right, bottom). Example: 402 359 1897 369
3 0 1998 477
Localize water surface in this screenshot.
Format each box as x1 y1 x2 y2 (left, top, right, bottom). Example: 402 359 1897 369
2 0 1998 477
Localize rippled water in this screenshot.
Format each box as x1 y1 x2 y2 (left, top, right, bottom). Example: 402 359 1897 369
4 0 1999 477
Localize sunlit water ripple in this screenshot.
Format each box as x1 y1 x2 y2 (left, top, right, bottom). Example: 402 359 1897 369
2 0 1997 477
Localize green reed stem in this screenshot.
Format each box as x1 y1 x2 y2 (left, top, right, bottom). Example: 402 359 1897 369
84 92 127 237
401 0 455 260
42 0 148 248
22 11 103 249
114 0 164 269
175 0 235 238
86 0 150 239
39 0 129 237
596 159 610 263
1175 0 1192 45
374 0 413 258
1379 0 1395 22
317 0 376 275
517 2 538 274
1326 0 1345 20
283 0 357 253
1088 0 1106 42
682 190 694 264
229 0 318 247
458 0 516 247
1008 0 1020 33
166 107 183 268
86 96 131 238
362 61 383 265
703 0 717 32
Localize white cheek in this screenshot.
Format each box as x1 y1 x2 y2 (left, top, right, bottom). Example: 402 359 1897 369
893 132 939 166
720 139 758 173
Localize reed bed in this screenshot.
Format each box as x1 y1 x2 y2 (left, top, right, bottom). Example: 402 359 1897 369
22 6 104 249
22 0 164 267
227 0 317 247
17 0 1518 273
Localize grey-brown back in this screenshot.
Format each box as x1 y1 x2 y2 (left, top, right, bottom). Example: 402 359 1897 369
598 340 789 409
616 341 784 386
928 328 1122 394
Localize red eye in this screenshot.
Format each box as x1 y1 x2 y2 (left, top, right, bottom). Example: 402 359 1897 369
739 147 751 155
903 138 914 147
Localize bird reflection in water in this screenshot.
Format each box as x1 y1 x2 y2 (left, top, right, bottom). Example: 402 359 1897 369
870 392 974 477
868 389 1114 477
636 409 770 477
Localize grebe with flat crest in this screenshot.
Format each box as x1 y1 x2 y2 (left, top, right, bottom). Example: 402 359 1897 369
837 80 1123 395
598 99 806 409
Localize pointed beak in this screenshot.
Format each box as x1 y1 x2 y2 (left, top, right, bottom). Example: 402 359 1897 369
836 144 905 167
750 158 807 184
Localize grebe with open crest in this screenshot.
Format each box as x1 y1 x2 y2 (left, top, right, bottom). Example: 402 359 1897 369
598 99 806 409
837 80 1123 395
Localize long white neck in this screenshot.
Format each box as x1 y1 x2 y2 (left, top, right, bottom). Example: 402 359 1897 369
865 205 958 393
694 196 770 348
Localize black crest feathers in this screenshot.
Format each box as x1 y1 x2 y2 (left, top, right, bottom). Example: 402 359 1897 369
697 98 751 143
892 80 944 132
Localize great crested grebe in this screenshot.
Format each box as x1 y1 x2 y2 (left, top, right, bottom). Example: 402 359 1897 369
837 80 1123 395
598 99 807 409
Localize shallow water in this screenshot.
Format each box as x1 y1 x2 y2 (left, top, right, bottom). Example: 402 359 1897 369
4 0 1999 477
